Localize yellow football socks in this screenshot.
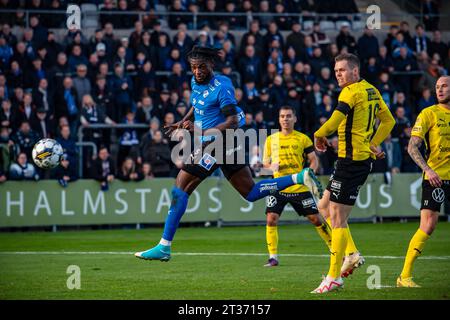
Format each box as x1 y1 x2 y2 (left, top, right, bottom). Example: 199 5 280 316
266 225 278 256
315 222 332 250
345 227 358 256
400 228 430 279
327 217 358 255
328 227 348 279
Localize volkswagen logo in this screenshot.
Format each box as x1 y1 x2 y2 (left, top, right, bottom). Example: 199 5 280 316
432 188 445 203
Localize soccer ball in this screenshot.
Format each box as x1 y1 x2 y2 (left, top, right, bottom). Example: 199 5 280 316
32 139 64 169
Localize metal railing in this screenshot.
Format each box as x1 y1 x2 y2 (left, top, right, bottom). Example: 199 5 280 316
1 8 449 30
77 123 148 178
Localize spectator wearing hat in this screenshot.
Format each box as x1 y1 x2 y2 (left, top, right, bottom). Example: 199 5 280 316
173 101 188 122
31 107 53 139
221 60 240 88
51 153 78 187
194 30 212 48
310 22 331 49
43 31 63 68
154 89 175 122
259 88 277 130
151 20 171 47
285 22 305 58
24 57 47 90
336 22 356 53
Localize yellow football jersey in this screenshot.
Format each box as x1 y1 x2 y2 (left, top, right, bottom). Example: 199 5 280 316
411 104 450 180
263 131 314 193
336 79 392 161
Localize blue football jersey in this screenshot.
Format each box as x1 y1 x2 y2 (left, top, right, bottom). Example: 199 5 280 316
190 75 245 138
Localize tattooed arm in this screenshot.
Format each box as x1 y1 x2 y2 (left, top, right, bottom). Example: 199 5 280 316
408 136 442 187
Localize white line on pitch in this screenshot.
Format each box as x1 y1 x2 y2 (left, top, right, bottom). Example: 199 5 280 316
0 251 449 261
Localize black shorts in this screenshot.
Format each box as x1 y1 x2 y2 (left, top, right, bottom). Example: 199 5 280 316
265 191 319 216
182 136 247 181
421 180 450 212
326 157 373 206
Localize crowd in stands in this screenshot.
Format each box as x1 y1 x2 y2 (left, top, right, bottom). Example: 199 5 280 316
0 0 448 188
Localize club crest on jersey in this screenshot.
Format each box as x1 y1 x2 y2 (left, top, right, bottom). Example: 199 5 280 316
199 153 216 171
203 90 209 98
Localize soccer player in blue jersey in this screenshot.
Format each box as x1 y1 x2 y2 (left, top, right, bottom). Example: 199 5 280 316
134 46 323 261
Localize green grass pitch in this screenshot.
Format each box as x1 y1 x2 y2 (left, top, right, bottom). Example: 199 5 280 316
0 222 449 300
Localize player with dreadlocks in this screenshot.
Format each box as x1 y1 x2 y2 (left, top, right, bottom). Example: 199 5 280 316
135 46 323 261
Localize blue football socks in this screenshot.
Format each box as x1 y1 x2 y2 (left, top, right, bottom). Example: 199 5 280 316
162 187 189 242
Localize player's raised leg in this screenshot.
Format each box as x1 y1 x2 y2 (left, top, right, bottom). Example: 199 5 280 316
228 165 317 203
